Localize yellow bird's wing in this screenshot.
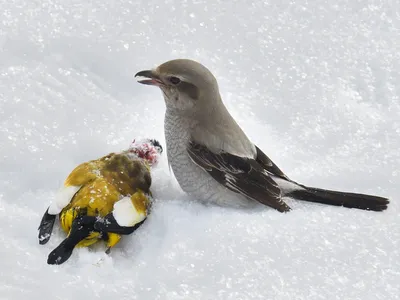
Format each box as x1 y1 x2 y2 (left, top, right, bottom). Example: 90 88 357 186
64 159 104 187
60 175 121 235
39 159 103 244
47 158 107 216
56 156 116 237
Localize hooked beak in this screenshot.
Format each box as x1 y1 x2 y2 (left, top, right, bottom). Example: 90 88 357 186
135 70 164 86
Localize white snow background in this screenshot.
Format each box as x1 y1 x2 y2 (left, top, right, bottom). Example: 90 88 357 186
0 1 399 299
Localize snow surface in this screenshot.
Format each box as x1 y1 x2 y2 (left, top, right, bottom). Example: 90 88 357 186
1 0 399 299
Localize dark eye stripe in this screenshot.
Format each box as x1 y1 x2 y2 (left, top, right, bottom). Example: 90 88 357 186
169 76 181 85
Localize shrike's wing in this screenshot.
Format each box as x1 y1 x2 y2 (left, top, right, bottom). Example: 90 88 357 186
187 140 291 212
254 145 290 180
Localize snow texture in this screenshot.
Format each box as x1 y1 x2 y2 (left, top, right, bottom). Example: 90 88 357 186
0 0 399 299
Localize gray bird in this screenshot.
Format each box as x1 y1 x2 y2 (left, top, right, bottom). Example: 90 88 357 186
135 59 389 212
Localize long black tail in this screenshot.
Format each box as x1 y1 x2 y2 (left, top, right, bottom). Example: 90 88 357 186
286 184 389 212
47 216 96 265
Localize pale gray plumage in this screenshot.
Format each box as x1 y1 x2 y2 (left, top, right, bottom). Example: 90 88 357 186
135 59 389 212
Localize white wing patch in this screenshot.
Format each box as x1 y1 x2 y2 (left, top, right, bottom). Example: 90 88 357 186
48 185 81 214
113 196 146 227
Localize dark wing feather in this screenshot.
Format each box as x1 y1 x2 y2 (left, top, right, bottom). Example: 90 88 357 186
187 141 291 212
255 145 289 180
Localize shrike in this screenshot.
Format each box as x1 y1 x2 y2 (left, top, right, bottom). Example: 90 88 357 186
135 59 389 212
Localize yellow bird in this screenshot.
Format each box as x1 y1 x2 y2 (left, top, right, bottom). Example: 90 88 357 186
38 138 163 265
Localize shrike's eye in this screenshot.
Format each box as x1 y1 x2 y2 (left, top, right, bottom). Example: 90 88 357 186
169 76 181 85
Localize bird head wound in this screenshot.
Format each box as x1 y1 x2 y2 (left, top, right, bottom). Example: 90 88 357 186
128 138 163 166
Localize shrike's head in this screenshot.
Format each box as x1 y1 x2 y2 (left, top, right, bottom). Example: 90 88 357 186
135 59 221 115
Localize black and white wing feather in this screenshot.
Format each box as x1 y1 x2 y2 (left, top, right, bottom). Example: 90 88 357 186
187 140 291 212
254 145 290 180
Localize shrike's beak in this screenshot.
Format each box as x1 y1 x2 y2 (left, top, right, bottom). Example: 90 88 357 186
135 70 164 86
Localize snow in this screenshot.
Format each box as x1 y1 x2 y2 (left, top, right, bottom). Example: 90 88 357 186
0 0 399 299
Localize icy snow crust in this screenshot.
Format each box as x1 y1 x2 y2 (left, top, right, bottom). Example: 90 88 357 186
0 1 399 299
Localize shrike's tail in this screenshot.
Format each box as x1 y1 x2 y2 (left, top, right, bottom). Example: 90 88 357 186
286 184 389 212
